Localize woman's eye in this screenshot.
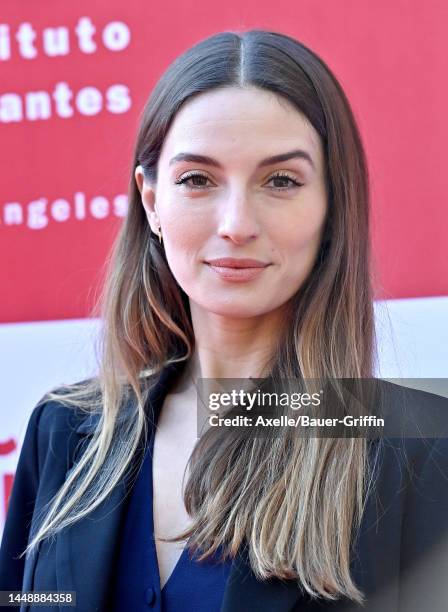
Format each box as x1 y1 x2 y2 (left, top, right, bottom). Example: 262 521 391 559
267 173 304 190
174 171 304 191
175 172 212 190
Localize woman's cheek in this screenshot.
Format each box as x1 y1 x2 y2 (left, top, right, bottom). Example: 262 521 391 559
162 222 206 283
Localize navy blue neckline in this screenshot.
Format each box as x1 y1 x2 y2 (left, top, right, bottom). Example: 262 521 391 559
146 426 189 593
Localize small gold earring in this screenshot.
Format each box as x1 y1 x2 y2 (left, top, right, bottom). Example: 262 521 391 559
158 226 162 244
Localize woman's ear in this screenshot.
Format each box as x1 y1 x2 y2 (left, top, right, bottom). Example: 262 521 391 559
134 165 160 234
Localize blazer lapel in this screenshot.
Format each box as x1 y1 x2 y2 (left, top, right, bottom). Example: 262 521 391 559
221 543 303 612
54 412 126 611
55 361 183 611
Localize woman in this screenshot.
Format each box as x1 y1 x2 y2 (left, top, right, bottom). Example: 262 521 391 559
1 29 448 612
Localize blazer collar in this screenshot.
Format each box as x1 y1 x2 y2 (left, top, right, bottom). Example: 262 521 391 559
74 358 186 436
56 360 305 612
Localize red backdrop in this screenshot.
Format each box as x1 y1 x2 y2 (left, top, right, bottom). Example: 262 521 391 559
1 0 447 324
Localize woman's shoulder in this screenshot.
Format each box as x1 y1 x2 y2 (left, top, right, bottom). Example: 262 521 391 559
366 380 448 519
360 380 448 515
372 378 448 458
24 377 104 452
372 434 448 496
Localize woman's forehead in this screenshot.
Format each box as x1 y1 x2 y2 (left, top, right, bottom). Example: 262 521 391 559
159 87 323 171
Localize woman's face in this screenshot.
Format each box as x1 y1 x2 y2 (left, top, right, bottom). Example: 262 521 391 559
136 86 328 319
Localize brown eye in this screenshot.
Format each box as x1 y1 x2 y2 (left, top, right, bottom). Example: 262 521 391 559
175 172 212 190
267 172 304 190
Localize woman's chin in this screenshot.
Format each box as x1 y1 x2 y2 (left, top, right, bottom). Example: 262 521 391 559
193 301 273 319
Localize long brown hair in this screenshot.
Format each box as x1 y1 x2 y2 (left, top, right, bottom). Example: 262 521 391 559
22 29 378 604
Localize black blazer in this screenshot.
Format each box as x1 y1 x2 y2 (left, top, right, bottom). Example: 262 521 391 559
1 362 448 612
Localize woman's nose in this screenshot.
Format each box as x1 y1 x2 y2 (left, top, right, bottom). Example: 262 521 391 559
216 193 261 244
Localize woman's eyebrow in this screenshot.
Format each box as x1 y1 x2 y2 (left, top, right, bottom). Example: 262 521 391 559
168 149 315 170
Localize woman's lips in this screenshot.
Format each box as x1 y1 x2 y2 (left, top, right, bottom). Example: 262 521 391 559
205 257 269 268
205 262 270 282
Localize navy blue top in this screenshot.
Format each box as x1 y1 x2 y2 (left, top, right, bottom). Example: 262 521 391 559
109 426 234 611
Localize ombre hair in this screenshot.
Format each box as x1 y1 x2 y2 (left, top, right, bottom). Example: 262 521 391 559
22 29 379 604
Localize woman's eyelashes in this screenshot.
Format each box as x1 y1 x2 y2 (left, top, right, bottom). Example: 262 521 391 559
174 171 211 190
174 170 304 191
267 172 304 190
